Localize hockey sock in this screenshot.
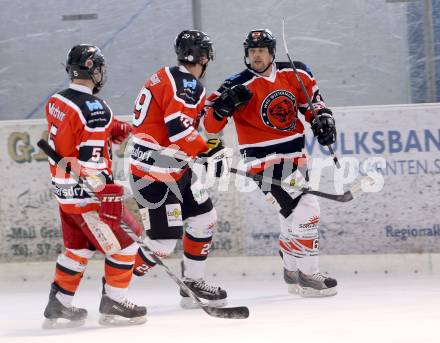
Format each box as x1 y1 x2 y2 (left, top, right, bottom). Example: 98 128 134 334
133 247 157 277
279 249 298 271
53 249 92 303
104 243 136 294
182 232 212 279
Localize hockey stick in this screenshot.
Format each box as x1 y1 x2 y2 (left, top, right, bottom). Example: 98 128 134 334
128 142 370 203
37 138 250 319
121 211 249 319
230 167 373 203
281 18 340 169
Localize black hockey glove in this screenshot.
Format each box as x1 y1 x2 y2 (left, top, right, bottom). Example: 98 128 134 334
212 84 253 120
311 108 336 146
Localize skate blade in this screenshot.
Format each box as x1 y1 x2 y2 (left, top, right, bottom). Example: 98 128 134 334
42 318 85 329
180 297 228 309
98 314 147 327
298 286 337 298
287 284 299 295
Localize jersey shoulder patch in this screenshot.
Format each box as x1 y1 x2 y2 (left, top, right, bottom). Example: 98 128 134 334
59 89 112 129
80 96 112 129
168 66 204 105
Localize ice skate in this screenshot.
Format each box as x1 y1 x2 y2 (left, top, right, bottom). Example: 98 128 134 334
283 268 299 294
42 283 87 329
298 270 337 297
180 278 228 309
99 278 147 326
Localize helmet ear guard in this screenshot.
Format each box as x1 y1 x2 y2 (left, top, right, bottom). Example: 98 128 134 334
66 44 106 93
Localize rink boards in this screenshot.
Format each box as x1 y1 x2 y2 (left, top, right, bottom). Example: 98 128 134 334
0 103 439 262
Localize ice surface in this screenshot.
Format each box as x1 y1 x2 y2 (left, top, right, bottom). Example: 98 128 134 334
1 268 439 343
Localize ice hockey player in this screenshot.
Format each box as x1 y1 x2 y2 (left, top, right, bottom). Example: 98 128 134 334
42 44 146 328
203 29 338 297
129 30 231 308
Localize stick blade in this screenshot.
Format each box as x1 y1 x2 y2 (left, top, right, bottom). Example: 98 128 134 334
349 175 376 199
339 190 354 202
204 306 250 319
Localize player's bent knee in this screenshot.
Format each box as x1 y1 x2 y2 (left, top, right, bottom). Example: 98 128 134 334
143 236 177 257
184 208 217 238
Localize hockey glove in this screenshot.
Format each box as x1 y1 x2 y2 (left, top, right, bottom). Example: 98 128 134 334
110 119 132 144
311 108 336 146
197 138 233 178
212 84 253 120
96 184 124 224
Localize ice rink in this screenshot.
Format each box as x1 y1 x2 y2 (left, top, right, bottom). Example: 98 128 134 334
1 256 439 343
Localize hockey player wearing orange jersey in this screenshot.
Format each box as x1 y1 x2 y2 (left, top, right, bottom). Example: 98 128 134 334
42 44 146 328
129 30 232 308
203 29 338 297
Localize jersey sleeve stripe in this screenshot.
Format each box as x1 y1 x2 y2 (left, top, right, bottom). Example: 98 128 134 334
164 111 193 124
165 114 195 142
168 126 194 142
77 140 105 149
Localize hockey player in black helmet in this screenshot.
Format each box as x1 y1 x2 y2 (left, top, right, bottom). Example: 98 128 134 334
204 28 338 298
130 30 231 309
65 44 107 94
174 29 214 78
243 28 276 73
42 43 145 329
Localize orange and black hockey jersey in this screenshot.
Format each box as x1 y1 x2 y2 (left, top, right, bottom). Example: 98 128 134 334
44 83 114 214
203 61 328 174
130 65 208 181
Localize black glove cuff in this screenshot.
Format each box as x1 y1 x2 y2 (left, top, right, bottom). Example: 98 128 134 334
213 109 226 121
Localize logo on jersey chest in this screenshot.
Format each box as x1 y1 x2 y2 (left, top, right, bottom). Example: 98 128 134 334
260 90 298 131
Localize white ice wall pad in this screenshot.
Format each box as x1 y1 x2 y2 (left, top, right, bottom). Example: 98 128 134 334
0 254 439 284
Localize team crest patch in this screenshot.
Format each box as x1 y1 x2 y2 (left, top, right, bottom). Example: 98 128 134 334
260 90 298 131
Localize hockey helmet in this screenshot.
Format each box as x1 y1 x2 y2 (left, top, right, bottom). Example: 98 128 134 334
243 29 276 57
66 44 107 93
174 30 214 64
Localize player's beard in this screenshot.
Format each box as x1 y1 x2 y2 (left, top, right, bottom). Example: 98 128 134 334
251 60 270 73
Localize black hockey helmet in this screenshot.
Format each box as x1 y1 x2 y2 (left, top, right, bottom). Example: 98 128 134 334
66 44 107 93
243 29 276 57
174 30 214 64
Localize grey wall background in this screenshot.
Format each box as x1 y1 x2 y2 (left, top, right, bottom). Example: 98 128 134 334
0 0 421 121
2 103 440 262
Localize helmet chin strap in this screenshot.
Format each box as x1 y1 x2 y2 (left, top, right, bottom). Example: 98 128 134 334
90 74 101 94
199 61 208 79
90 67 105 94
